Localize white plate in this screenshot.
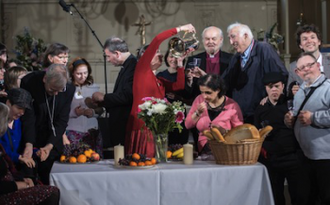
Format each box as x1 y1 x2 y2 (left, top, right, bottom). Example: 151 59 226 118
57 160 100 164
114 164 156 169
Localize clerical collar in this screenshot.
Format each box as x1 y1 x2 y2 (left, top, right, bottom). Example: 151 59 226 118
207 50 220 59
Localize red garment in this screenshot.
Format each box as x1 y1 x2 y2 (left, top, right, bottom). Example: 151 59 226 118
206 51 220 74
125 28 185 157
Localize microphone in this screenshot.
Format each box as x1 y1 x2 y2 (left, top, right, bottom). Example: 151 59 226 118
59 0 73 15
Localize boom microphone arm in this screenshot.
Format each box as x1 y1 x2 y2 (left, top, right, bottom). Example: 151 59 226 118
59 1 108 93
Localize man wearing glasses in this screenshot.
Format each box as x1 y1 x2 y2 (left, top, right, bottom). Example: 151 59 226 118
285 52 330 204
287 24 330 97
20 64 75 185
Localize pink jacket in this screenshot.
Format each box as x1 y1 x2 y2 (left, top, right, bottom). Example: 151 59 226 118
185 95 243 151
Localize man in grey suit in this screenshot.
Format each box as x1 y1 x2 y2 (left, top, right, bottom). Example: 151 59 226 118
287 24 330 96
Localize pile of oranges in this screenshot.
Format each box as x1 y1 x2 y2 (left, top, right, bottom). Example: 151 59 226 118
118 153 157 167
60 149 100 164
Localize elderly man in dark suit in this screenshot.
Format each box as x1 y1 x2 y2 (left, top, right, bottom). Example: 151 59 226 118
92 37 137 147
223 22 288 124
185 26 233 99
20 64 75 184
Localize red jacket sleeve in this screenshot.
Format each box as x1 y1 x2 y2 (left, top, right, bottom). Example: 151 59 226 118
159 67 185 92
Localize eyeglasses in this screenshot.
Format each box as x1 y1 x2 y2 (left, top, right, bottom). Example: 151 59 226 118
296 61 317 72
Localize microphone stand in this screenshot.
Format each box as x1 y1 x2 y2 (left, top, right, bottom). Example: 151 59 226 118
68 3 108 93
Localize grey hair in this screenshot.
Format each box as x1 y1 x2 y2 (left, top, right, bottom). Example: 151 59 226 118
201 26 224 48
45 64 70 88
0 102 9 136
103 37 129 53
227 22 254 39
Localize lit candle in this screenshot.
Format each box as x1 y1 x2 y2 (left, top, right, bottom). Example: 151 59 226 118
183 144 193 165
114 144 124 165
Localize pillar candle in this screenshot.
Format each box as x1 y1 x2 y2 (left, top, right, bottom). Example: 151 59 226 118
114 144 124 165
183 144 193 165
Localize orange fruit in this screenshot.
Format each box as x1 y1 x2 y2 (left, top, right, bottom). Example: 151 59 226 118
60 155 66 162
166 151 172 159
145 160 152 166
84 150 92 158
129 161 137 166
69 156 77 164
151 158 157 165
77 154 87 163
132 153 140 160
138 162 145 166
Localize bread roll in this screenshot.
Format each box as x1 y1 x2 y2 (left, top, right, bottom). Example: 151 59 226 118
259 125 273 139
224 124 260 143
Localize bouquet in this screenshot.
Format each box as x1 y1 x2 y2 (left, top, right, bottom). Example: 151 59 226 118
137 97 185 135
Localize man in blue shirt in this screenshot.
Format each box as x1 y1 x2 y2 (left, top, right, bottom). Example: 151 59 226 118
223 22 288 124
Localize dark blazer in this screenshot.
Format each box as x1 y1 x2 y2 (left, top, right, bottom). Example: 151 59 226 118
20 71 75 154
103 54 137 146
222 41 288 122
185 50 233 98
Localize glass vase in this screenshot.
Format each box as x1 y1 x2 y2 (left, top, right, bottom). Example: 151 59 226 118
153 133 168 163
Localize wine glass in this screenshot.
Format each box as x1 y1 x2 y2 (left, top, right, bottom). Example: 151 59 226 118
287 100 294 111
192 58 201 67
287 100 294 115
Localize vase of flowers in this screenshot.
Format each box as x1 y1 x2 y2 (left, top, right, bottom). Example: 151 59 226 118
138 97 185 162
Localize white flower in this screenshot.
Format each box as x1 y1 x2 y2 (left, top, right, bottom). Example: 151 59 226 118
152 103 167 114
138 101 152 110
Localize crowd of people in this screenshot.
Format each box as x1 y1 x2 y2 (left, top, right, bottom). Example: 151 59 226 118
0 22 329 205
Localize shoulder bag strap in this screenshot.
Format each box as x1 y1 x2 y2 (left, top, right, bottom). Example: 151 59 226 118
293 78 327 126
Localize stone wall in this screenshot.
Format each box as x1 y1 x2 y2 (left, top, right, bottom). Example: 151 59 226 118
1 0 278 93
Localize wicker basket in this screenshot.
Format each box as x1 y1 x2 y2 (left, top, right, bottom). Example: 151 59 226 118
209 139 263 165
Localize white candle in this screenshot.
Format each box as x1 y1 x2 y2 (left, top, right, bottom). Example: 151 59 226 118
114 144 124 165
183 144 193 165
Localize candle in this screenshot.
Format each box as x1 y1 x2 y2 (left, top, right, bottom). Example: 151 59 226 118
183 144 193 165
114 144 124 165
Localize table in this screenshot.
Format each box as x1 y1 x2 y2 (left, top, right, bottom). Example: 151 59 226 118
50 160 274 205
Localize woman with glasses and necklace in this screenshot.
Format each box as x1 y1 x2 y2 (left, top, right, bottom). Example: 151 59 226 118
66 57 103 156
42 43 71 145
42 43 70 69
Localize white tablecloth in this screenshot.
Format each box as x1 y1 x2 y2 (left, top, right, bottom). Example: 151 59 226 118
50 160 274 205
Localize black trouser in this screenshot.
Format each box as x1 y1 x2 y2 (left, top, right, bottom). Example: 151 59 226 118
37 149 60 185
259 150 311 205
307 158 330 205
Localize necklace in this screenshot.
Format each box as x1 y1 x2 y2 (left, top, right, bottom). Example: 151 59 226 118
207 96 226 112
75 86 83 99
45 92 56 137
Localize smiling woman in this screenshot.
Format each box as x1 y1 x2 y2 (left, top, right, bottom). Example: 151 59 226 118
65 57 103 156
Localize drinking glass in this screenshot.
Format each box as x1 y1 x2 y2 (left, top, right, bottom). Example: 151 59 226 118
193 58 201 67
287 100 294 111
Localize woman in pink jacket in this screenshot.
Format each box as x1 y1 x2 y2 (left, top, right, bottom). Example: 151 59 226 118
185 74 243 153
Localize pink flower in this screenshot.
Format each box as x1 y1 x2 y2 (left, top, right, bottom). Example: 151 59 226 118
175 111 185 123
137 107 142 113
142 97 153 101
